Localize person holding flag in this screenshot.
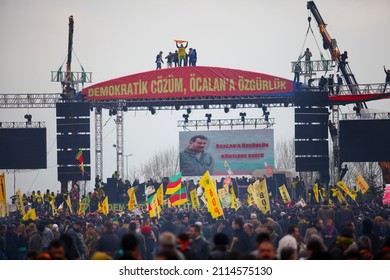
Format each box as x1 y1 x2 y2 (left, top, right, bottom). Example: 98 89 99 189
175 40 188 66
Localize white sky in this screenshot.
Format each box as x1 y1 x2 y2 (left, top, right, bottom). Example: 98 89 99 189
1 0 389 198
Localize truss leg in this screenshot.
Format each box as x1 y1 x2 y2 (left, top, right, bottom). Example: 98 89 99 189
115 110 124 179
331 105 340 185
95 109 103 180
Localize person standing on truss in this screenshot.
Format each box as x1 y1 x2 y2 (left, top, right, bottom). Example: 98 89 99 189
294 62 302 83
303 48 312 73
383 66 390 93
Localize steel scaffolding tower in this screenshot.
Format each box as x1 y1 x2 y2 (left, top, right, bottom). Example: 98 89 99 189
95 108 103 180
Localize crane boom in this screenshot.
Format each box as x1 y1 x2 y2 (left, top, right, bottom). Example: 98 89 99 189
307 1 365 109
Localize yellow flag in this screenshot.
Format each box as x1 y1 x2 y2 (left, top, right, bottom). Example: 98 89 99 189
200 193 207 206
230 186 239 211
148 194 160 218
0 173 6 203
21 208 36 221
199 171 213 190
0 202 7 218
337 181 356 200
258 179 270 214
246 193 253 206
252 180 262 209
65 195 73 214
278 184 291 204
16 189 25 216
355 174 369 195
247 184 254 194
190 189 200 209
336 189 347 203
100 196 109 215
217 188 227 201
127 187 137 211
204 179 223 219
313 183 319 203
49 200 58 216
156 184 163 206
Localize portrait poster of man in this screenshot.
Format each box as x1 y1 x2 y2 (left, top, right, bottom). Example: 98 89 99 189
179 130 274 176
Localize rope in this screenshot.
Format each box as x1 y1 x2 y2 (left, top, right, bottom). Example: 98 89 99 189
72 47 84 70
298 24 311 61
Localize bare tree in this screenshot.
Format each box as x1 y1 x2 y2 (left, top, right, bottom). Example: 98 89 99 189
275 137 295 169
342 162 383 194
131 146 180 180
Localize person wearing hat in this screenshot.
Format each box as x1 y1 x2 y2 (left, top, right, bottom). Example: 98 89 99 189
141 225 156 260
66 220 88 259
155 51 164 70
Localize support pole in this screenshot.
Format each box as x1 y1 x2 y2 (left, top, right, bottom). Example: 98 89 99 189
115 110 124 179
95 108 103 180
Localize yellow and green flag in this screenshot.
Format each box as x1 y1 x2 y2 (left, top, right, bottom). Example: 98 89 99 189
21 208 36 222
190 189 200 209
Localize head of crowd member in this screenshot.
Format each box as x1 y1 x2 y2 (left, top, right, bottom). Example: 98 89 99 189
313 219 324 231
128 222 138 232
177 232 190 244
118 232 139 260
306 235 329 260
90 252 113 260
213 233 230 249
188 135 208 153
37 251 54 260
155 249 181 260
280 247 298 260
49 239 67 260
257 240 276 260
73 220 84 232
287 224 300 240
159 232 177 250
26 250 38 260
187 224 201 240
231 216 244 231
102 221 114 234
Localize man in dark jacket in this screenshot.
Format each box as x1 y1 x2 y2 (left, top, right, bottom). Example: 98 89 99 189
336 201 354 230
231 216 251 253
66 220 88 259
188 224 210 259
93 221 121 258
318 201 335 224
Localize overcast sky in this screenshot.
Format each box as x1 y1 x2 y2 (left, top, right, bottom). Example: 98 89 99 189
1 0 389 198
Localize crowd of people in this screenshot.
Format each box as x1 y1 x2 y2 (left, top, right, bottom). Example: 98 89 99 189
1 173 390 261
155 41 197 69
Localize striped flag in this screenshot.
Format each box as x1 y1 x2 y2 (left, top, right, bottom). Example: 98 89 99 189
166 172 182 195
168 186 188 206
75 149 84 172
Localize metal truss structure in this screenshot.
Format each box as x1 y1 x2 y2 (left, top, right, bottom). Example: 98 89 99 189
0 121 46 128
177 117 275 130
